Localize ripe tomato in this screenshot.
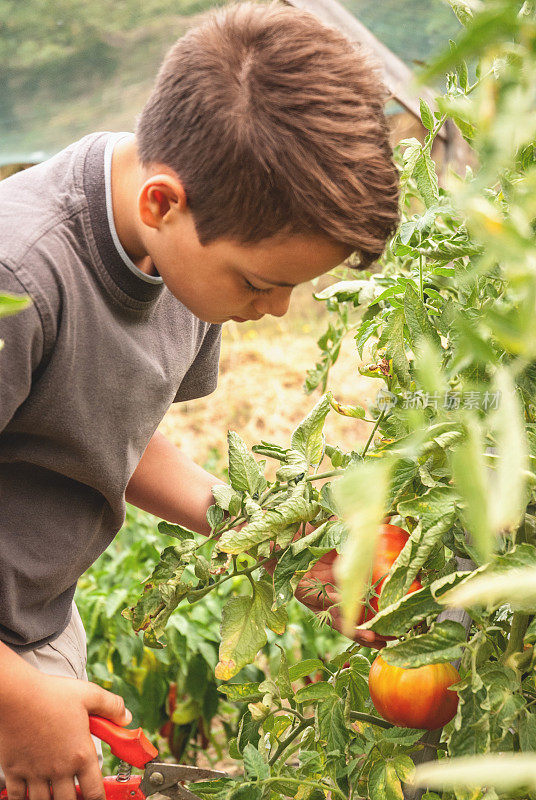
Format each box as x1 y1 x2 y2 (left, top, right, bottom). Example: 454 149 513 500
294 524 422 623
368 654 460 729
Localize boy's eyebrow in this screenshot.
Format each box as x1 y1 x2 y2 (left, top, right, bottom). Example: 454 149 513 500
246 272 297 288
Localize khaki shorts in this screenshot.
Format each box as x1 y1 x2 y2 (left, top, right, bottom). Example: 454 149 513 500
0 602 103 790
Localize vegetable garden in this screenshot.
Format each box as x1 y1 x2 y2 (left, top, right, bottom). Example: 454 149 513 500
4 0 536 797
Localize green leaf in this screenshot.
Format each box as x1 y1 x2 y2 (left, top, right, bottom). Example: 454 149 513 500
122 546 190 646
360 585 441 637
449 675 490 757
0 292 30 319
369 756 414 800
217 683 263 702
294 681 336 704
157 521 196 541
380 487 456 609
211 484 240 511
227 431 267 495
378 308 411 388
489 370 529 535
440 566 536 612
276 646 293 700
519 712 536 752
207 504 224 531
290 392 332 467
333 459 391 635
215 577 287 680
420 98 435 132
412 152 439 208
379 728 424 747
288 658 326 682
381 620 466 668
452 422 493 563
217 495 319 555
243 743 270 781
272 547 316 609
403 283 442 350
413 754 536 793
317 695 349 752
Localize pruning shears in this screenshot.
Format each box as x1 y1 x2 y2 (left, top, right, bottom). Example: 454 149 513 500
0 716 228 800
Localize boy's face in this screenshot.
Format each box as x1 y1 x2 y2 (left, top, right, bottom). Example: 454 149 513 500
142 204 353 325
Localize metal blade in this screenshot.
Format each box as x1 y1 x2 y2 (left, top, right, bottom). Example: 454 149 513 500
162 766 228 782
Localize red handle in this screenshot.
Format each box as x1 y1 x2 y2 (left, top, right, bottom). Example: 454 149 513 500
89 716 158 769
1 777 145 800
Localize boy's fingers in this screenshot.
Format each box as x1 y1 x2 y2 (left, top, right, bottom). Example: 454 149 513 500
83 683 132 726
27 779 50 800
76 763 106 800
50 777 77 800
5 777 27 800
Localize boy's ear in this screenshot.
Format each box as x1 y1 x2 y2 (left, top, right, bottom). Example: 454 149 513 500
138 174 187 229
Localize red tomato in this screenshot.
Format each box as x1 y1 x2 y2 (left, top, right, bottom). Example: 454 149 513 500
368 654 460 729
294 524 422 623
363 524 422 621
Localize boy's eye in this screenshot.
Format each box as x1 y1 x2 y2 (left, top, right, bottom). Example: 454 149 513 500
244 278 272 295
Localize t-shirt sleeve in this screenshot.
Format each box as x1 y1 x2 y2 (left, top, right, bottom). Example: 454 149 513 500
0 268 44 432
173 323 222 403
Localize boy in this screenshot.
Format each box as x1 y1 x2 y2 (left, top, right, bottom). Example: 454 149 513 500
0 3 399 799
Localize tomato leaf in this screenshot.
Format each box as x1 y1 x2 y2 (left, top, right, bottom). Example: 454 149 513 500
334 459 391 635
215 577 287 680
381 620 466 667
294 681 336 704
243 743 270 781
272 547 317 609
489 369 529 535
378 308 411 388
288 658 326 682
217 683 263 702
360 585 441 637
290 391 332 468
412 151 439 208
403 283 442 350
0 292 30 319
217 496 319 555
211 483 241 512
380 487 456 609
228 430 267 495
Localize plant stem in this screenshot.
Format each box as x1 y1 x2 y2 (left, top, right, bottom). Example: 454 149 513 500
503 612 531 662
349 711 393 729
419 254 424 302
244 777 347 800
306 469 344 482
269 720 310 766
362 409 385 459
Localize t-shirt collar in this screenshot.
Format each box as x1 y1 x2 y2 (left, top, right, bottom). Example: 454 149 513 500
84 132 165 303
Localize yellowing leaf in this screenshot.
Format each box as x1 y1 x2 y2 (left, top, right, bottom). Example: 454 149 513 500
333 459 390 636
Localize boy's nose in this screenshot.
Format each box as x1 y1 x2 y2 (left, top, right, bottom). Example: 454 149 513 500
254 287 292 318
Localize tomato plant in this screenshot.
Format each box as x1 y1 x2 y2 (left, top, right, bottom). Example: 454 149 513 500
368 654 460 730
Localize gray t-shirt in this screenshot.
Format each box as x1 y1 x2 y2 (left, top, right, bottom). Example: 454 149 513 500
0 132 222 650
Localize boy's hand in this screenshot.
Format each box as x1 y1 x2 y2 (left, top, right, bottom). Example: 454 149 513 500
0 668 131 800
262 522 388 650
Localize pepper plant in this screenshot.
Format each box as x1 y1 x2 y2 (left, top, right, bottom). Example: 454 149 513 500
125 1 536 797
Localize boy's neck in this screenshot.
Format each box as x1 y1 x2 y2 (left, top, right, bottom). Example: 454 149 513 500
110 136 156 277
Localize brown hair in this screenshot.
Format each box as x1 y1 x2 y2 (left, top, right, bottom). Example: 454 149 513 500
136 2 400 267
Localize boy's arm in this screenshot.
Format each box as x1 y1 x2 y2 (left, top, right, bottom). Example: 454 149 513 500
0 640 131 800
125 430 224 534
